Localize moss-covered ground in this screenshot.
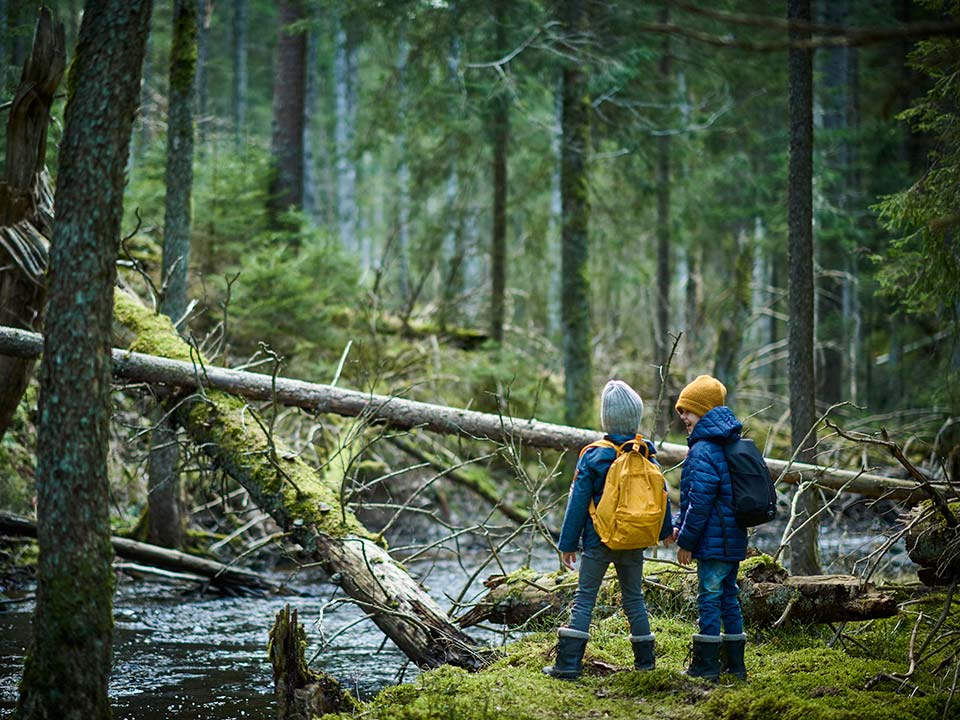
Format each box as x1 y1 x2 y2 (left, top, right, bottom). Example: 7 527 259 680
319 595 956 720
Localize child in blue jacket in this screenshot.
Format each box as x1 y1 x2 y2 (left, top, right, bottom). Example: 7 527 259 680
543 380 674 680
673 374 748 680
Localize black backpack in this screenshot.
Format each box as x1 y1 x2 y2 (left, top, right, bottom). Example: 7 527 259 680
722 437 777 528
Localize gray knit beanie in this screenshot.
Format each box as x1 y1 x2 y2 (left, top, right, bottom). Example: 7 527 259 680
600 380 644 435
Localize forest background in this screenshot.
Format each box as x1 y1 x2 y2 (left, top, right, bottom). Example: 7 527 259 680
1 0 959 573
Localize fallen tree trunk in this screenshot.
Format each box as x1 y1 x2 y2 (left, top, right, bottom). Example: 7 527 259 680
112 290 482 669
0 511 278 594
0 323 943 503
457 560 899 629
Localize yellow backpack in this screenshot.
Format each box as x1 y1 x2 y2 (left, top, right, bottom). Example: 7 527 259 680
581 435 668 550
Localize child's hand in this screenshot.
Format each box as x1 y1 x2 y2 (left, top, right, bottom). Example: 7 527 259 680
677 548 693 566
562 552 577 570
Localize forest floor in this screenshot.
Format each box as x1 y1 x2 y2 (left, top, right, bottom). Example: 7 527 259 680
320 604 956 720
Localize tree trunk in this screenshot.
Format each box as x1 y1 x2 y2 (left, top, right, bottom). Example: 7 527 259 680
267 0 307 231
395 28 412 305
232 0 247 151
437 18 464 331
195 0 211 149
653 4 672 440
458 562 898 630
787 0 821 576
148 0 199 550
15 4 152 719
269 606 356 719
334 7 358 253
0 322 943 503
559 0 592 430
0 8 64 442
713 226 754 407
302 22 319 224
489 0 509 344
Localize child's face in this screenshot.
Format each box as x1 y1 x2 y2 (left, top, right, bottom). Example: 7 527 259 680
678 409 701 435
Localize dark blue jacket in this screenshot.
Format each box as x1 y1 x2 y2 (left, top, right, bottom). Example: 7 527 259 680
675 406 748 561
558 433 673 553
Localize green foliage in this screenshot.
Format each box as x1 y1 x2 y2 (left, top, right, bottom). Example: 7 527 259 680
873 8 960 319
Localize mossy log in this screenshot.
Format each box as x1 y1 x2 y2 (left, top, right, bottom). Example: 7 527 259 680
904 501 960 585
108 289 482 669
0 324 945 504
268 604 355 719
459 557 898 629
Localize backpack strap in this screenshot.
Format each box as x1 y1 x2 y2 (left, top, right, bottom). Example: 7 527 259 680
578 438 620 459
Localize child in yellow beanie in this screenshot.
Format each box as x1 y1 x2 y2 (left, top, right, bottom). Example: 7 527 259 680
672 374 748 681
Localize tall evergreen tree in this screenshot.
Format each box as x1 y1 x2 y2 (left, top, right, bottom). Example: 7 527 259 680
147 0 199 551
15 2 152 718
267 0 307 231
559 0 592 428
786 0 821 576
489 0 509 343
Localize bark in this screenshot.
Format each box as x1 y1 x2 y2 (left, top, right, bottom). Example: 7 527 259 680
15 4 152 719
0 511 280 594
559 0 592 429
787 0 821 576
459 561 898 629
0 322 945 503
0 8 64 441
489 0 509 344
269 606 356 720
268 0 307 230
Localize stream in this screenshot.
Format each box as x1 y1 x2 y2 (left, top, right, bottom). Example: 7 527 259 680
0 513 916 720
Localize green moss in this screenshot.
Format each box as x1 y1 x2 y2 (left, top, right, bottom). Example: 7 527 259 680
319 611 953 720
113 290 193 361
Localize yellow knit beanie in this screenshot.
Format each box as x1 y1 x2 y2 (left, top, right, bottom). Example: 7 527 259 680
676 375 727 417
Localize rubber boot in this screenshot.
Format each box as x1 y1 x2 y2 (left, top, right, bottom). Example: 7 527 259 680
542 627 589 680
684 634 721 680
720 632 747 680
629 633 656 671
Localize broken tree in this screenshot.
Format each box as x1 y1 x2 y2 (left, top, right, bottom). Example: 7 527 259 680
0 8 64 441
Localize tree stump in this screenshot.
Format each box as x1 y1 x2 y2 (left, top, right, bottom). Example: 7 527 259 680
268 605 355 720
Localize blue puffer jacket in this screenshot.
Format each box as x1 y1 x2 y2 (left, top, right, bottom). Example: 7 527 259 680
558 433 673 553
675 406 748 561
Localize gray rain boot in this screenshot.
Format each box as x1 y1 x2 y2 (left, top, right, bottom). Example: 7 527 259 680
720 632 747 680
629 633 656 671
542 627 589 680
684 634 721 680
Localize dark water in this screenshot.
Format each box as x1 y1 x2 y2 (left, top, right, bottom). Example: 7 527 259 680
0 516 915 720
0 572 424 719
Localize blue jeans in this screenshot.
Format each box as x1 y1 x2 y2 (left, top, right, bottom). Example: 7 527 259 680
568 546 650 636
696 559 743 635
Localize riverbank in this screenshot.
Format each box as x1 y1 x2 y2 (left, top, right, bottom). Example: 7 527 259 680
317 604 954 720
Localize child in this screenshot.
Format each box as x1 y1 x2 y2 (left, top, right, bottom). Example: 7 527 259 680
672 374 748 680
543 380 674 680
